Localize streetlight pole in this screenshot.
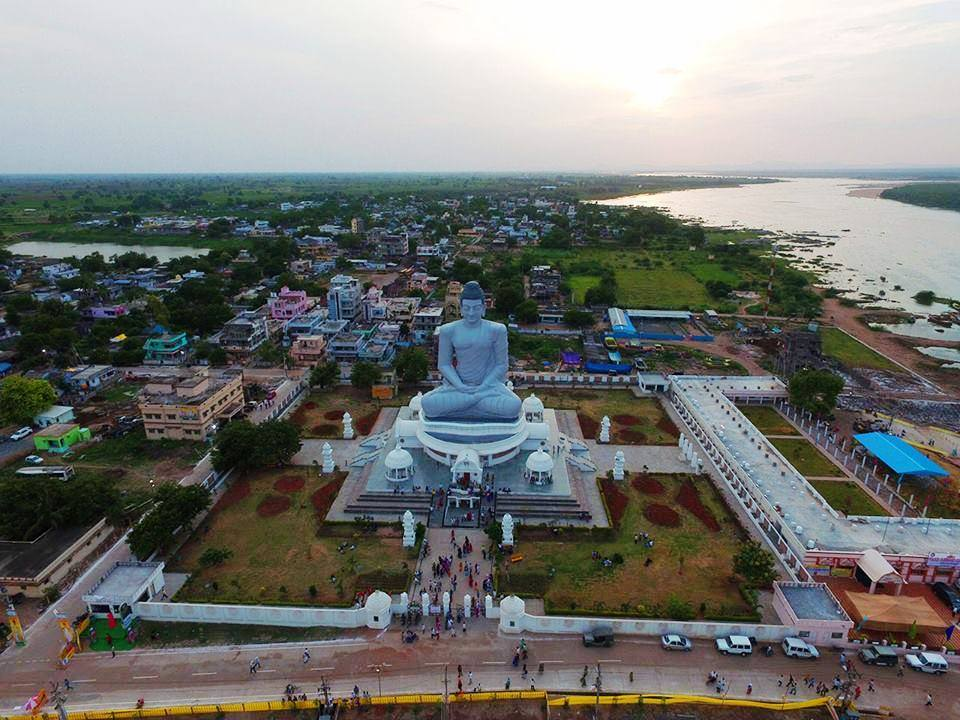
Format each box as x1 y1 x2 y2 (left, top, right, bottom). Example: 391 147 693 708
319 675 330 708
376 666 382 697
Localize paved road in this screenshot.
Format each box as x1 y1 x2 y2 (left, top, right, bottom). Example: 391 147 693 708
1 626 955 718
0 435 36 464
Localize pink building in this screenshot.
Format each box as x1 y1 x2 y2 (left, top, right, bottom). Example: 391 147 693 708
86 304 128 319
268 286 309 320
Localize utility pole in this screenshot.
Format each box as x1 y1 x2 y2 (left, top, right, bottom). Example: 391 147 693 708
49 682 67 720
319 675 330 707
443 663 449 720
375 666 382 697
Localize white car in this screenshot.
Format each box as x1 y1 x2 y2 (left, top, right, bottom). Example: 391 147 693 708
715 635 753 656
661 634 693 651
782 637 820 659
905 652 948 675
24 455 44 465
10 427 33 441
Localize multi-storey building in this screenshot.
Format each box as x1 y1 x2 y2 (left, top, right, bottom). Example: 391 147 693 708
219 310 269 358
139 370 244 441
289 335 327 367
351 217 365 235
529 265 562 301
143 332 191 365
327 274 362 322
268 285 310 320
411 306 443 344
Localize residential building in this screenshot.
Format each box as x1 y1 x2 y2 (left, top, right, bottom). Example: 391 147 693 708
143 332 190 366
289 334 327 367
351 217 365 235
529 265 562 301
327 332 363 363
268 286 310 320
327 274 362 322
64 365 118 394
377 233 409 257
41 263 80 281
33 405 76 428
412 306 444 344
385 296 421 324
317 318 350 340
284 311 327 344
219 311 269 358
362 286 388 322
139 370 244 441
444 281 462 320
85 304 128 320
33 424 92 453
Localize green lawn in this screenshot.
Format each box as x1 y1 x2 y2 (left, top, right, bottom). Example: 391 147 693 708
569 275 601 304
532 389 679 444
809 480 889 517
819 327 899 372
769 437 846 477
136 620 341 648
499 474 752 618
170 468 415 606
614 268 710 309
689 262 741 286
93 382 143 403
737 405 800 436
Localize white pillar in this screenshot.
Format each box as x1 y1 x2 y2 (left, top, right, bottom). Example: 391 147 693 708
485 594 494 617
463 594 472 618
442 591 450 616
399 592 409 614
343 412 354 440
321 442 335 474
421 592 430 612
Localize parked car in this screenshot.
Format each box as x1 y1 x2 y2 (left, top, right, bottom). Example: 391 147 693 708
932 582 960 614
904 652 948 675
782 637 820 659
660 634 693 651
582 625 615 648
715 635 753 656
858 646 899 667
23 455 44 465
10 426 32 441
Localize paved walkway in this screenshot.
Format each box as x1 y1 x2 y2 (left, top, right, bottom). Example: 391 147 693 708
416 527 495 626
586 443 691 476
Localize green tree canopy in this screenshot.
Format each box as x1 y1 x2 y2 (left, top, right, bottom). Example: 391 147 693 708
732 540 778 588
310 361 340 388
514 299 540 324
395 348 429 384
127 484 211 559
0 473 121 541
788 368 844 417
563 309 594 328
0 375 57 425
211 419 302 473
494 282 524 315
351 361 382 389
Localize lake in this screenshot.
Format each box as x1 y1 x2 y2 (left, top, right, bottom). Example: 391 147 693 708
601 177 960 316
6 240 208 262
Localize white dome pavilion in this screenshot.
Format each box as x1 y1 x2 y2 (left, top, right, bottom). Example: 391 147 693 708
384 443 414 482
524 447 554 485
522 393 544 422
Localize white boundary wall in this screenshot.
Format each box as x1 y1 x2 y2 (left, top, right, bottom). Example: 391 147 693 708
136 601 366 628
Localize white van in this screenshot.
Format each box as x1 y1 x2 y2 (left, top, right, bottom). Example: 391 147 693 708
782 637 820 659
905 652 948 675
715 635 752 656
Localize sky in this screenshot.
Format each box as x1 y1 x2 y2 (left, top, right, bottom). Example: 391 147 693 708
2 0 959 172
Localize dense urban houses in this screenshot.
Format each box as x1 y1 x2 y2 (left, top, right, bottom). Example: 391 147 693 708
139 369 244 441
528 264 562 301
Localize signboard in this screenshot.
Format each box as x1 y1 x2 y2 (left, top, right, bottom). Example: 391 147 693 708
927 553 960 569
830 566 854 578
372 385 394 400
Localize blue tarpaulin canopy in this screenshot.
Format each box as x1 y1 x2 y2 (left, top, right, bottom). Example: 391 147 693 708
854 432 949 477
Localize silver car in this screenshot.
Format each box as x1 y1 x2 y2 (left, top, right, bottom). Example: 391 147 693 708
661 633 693 651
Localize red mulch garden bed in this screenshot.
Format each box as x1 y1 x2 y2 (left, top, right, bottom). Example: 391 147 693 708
600 478 629 528
578 413 599 438
619 429 648 443
312 424 338 435
355 410 381 435
256 494 291 517
676 478 721 531
303 401 317 410
656 416 680 437
612 414 640 425
215 478 251 511
643 503 681 527
631 474 665 495
274 475 306 493
323 409 343 421
311 476 345 517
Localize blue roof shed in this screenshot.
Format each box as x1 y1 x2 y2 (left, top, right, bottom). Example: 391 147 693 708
854 432 948 478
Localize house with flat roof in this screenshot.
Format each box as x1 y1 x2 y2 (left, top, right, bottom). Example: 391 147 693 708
83 561 165 617
33 424 91 453
219 310 269 358
268 285 310 320
64 364 118 394
139 370 243 441
772 581 853 644
290 334 327 367
143 332 190 365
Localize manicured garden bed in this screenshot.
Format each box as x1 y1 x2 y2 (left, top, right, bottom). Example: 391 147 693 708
532 389 679 445
498 473 753 619
169 467 412 606
291 387 383 438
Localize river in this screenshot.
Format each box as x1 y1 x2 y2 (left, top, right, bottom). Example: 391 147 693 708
601 177 960 317
5 240 207 262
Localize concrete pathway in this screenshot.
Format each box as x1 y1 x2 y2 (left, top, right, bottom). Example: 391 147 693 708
586 443 691 475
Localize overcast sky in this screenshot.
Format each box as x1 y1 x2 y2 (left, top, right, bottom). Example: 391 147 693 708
2 0 959 172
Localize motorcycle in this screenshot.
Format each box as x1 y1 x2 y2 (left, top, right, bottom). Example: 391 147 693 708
763 645 774 657
706 672 718 685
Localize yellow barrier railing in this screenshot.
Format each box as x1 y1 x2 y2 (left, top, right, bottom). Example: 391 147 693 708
548 693 834 711
1 691 831 720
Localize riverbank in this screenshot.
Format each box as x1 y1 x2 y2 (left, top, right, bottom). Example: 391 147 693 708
846 184 901 199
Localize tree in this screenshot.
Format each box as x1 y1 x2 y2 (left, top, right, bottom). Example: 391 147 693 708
733 540 778 588
211 419 302 473
395 348 429 384
310 361 340 388
351 361 382 389
563 309 594 328
705 280 733 299
514 299 540 324
494 282 524 315
0 376 56 425
789 368 844 417
584 283 617 307
127 484 211 559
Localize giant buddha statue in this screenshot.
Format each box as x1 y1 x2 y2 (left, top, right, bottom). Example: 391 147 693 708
420 281 522 422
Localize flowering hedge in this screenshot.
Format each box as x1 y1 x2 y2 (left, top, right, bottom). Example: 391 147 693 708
311 476 345 517
632 474 665 495
643 503 681 527
677 478 721 532
600 478 629 528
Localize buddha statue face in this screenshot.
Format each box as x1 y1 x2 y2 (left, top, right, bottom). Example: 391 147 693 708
461 297 485 326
